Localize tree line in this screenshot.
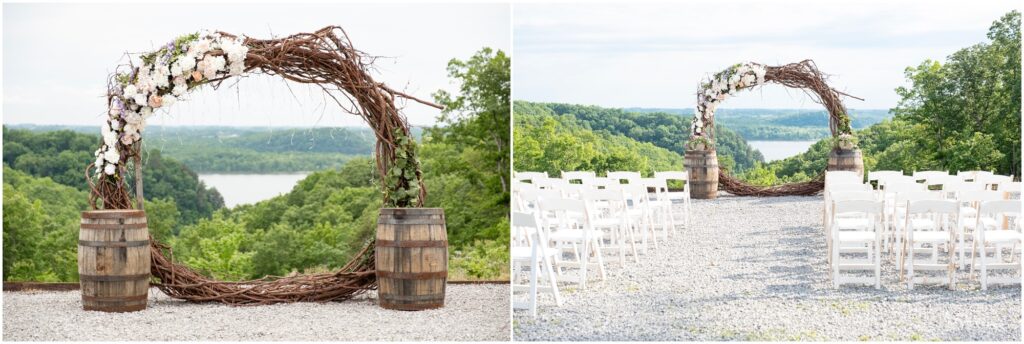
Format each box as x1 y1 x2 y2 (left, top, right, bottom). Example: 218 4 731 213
3 47 511 282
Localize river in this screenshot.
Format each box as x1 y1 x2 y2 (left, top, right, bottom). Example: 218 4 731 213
198 173 309 208
747 140 817 162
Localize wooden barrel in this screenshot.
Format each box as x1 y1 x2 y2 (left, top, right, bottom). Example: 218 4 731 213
686 150 719 199
78 210 150 312
375 208 448 311
827 148 865 180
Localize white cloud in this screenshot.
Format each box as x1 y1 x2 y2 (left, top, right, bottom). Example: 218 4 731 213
513 0 1020 110
2 2 510 127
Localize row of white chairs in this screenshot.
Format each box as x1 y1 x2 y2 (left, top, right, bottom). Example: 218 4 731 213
510 170 692 317
827 170 1021 290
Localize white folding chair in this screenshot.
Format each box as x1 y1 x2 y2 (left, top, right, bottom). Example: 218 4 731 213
889 189 940 261
901 199 958 290
612 183 654 253
868 170 904 189
512 212 562 317
582 188 638 264
998 181 1021 199
515 171 549 183
607 171 642 184
561 171 596 184
831 199 885 288
976 174 1013 191
537 197 606 289
971 200 1022 290
826 190 876 267
912 170 950 183
637 177 675 240
534 177 569 191
957 170 994 182
655 171 691 232
955 190 1002 268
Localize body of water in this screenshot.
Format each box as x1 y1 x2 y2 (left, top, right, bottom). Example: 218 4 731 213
748 140 818 162
199 173 309 208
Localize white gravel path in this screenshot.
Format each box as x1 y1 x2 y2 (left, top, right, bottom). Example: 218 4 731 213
4 284 509 341
513 195 1021 341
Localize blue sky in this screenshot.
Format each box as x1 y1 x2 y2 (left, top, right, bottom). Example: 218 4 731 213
2 3 510 126
513 0 1021 110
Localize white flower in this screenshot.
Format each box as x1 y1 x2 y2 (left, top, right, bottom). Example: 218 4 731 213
202 55 226 79
132 93 148 106
140 106 153 118
191 39 212 55
178 54 197 72
171 63 183 77
123 123 138 135
123 84 138 98
103 147 120 163
94 155 104 169
148 95 163 108
120 134 135 145
753 64 767 84
741 74 756 87
228 61 244 76
222 39 249 63
162 95 177 107
172 84 187 96
728 73 740 86
104 163 117 175
110 120 122 130
101 122 117 146
153 64 170 88
125 111 143 124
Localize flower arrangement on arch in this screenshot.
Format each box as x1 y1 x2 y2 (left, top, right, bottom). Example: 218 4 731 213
835 133 858 150
95 31 249 177
691 62 767 138
687 134 713 151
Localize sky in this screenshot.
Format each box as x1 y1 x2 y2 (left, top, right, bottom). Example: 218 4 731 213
513 0 1021 111
2 2 510 127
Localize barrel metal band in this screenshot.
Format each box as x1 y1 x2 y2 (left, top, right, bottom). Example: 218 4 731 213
81 210 145 219
381 294 445 302
83 304 147 312
79 240 150 248
80 222 148 230
375 239 447 248
380 303 443 311
82 294 148 302
79 273 150 282
376 270 448 279
377 218 445 225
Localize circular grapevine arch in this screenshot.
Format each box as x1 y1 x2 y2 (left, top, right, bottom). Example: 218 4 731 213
688 60 862 196
86 26 440 304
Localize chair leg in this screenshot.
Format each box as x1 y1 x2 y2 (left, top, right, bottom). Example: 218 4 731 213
832 237 840 288
593 237 607 281
579 240 589 290
529 245 539 318
980 241 988 291
948 239 956 290
875 239 882 289
541 252 562 306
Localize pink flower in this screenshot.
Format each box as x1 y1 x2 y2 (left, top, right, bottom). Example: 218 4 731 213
148 94 163 108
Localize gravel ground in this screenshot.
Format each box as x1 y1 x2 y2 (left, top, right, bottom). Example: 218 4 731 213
4 284 509 341
513 195 1021 341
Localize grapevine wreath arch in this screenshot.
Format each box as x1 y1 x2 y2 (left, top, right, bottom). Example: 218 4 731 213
687 60 863 197
86 26 441 305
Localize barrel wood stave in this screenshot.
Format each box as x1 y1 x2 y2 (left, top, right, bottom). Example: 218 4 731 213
375 208 447 311
78 209 150 312
686 150 720 199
